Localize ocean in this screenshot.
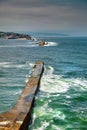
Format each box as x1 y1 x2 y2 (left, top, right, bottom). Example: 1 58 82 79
0 35 87 130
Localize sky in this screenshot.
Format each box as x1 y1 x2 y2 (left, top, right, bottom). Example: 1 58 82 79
0 0 87 36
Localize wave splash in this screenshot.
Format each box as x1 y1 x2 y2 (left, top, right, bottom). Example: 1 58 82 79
30 65 87 130
44 42 58 46
40 65 87 94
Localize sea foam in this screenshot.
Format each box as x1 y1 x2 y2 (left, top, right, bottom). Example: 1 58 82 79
44 42 58 46
40 65 70 93
40 65 87 94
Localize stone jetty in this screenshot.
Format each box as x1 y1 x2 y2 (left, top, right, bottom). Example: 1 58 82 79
0 62 44 130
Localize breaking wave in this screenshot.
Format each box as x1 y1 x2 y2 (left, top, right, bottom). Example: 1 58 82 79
44 42 58 46
40 65 87 94
30 65 87 130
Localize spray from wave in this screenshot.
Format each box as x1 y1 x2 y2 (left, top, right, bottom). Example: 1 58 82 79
30 65 87 130
40 65 87 94
44 42 58 46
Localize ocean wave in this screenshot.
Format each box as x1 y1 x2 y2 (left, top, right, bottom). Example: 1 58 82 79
31 101 64 130
25 62 36 83
0 62 10 66
0 41 58 48
44 42 58 46
40 66 69 93
0 63 25 68
0 45 35 48
0 62 30 68
0 62 12 68
40 65 87 94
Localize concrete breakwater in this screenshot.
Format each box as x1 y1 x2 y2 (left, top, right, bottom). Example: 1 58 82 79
0 62 44 130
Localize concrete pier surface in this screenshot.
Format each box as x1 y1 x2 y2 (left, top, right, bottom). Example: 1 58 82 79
0 61 44 130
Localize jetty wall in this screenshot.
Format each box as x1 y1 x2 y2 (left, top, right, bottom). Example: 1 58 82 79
0 61 44 130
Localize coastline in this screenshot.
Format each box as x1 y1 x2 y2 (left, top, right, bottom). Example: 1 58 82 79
0 32 32 40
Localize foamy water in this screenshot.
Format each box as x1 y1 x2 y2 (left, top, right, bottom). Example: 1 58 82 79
30 65 87 130
0 37 87 130
44 42 58 46
40 66 87 94
0 40 58 48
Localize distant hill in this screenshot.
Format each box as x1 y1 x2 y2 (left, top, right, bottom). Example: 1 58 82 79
0 32 32 40
28 32 69 37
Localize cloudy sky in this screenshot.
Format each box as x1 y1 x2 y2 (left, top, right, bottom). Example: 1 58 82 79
0 0 87 36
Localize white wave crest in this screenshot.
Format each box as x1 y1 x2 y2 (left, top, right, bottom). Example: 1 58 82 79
40 66 70 93
44 42 58 46
26 61 34 68
0 62 26 68
32 101 64 130
0 62 10 66
40 65 87 94
44 65 54 75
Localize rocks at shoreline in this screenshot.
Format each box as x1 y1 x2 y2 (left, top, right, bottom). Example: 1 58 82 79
0 32 49 46
0 32 32 40
38 41 48 46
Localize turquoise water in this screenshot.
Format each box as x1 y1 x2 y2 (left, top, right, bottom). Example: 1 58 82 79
0 36 87 129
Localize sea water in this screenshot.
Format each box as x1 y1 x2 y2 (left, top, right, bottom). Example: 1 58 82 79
0 35 87 130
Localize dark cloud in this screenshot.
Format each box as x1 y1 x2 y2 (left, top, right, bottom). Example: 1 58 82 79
0 0 87 8
0 0 87 35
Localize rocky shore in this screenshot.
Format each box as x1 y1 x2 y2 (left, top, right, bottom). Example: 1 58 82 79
0 31 48 46
38 41 48 46
0 32 32 40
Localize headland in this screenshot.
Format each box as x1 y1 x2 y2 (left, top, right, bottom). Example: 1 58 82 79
0 32 32 40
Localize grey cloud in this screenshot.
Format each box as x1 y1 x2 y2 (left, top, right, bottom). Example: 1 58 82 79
0 0 87 8
0 0 87 35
